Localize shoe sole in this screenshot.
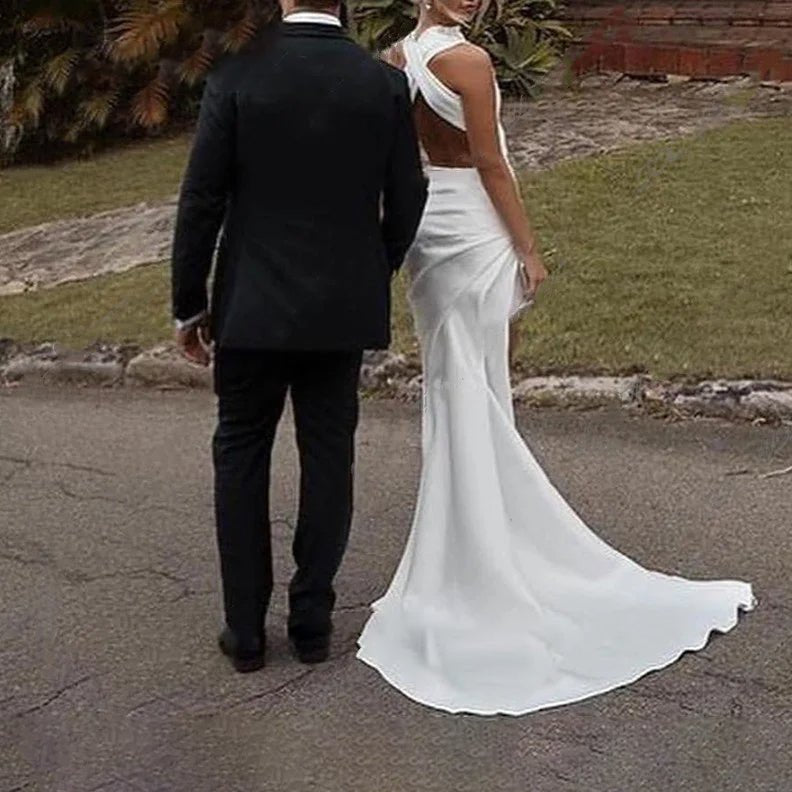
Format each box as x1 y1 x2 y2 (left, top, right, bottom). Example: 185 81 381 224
231 655 267 673
288 641 330 665
218 637 266 673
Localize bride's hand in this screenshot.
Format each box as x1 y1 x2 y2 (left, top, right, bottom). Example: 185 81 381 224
518 246 548 296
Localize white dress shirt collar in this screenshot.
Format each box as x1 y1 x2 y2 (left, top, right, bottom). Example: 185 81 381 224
283 11 342 26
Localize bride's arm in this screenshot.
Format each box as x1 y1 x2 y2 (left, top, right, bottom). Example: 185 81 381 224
437 45 546 293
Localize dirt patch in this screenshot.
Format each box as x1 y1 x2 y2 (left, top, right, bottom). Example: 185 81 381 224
505 72 792 171
0 199 176 297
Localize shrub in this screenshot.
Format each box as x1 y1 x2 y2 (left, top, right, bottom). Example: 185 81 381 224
1 0 569 163
1 0 273 163
347 0 571 96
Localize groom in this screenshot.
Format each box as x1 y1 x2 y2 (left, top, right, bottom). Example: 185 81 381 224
171 0 427 672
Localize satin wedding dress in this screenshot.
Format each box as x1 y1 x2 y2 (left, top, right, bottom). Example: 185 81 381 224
355 24 755 716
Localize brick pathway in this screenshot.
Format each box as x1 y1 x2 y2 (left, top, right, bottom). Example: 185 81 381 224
562 0 792 80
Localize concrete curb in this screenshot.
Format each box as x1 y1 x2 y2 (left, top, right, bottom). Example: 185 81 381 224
124 344 213 389
2 342 791 422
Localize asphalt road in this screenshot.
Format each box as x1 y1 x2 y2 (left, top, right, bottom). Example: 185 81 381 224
1 386 790 792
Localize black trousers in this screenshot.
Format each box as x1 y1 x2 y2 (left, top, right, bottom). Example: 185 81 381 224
212 348 363 645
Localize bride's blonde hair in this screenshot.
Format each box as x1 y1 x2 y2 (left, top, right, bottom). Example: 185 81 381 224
416 0 470 28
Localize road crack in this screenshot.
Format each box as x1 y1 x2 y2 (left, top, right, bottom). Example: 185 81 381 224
0 547 193 597
0 454 114 478
13 674 94 718
194 669 314 717
54 480 129 506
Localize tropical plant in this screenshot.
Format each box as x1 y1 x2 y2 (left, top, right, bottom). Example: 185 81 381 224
347 0 571 97
346 0 416 51
2 0 277 162
1 0 569 163
469 0 572 97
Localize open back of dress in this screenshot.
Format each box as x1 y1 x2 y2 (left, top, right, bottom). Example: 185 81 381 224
401 25 511 163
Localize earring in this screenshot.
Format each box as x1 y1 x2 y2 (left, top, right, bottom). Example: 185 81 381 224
425 1 432 7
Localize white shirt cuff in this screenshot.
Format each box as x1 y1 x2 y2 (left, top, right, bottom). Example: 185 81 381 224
174 311 207 331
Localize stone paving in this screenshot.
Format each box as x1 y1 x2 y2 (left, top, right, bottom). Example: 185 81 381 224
503 71 792 170
1 76 790 296
0 199 177 297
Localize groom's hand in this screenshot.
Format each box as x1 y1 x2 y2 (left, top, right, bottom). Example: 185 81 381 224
175 323 211 367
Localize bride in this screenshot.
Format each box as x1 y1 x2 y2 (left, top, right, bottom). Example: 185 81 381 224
354 0 756 716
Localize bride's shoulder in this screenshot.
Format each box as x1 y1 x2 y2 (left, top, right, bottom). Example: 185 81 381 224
379 39 407 70
431 39 494 88
438 39 492 71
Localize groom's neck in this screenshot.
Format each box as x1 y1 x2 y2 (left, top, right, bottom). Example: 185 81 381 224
281 1 342 17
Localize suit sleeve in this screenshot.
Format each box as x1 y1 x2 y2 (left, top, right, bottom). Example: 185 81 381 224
381 71 428 274
171 69 236 322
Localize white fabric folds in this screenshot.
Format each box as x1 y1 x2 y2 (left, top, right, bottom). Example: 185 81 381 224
356 27 755 716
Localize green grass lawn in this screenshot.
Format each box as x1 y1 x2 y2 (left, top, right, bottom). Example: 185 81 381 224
0 135 190 233
513 116 792 379
0 262 172 349
1 117 790 379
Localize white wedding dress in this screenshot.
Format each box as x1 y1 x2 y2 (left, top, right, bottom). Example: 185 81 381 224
355 24 755 716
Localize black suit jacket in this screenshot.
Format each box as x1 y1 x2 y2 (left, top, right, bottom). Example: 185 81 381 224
171 22 428 350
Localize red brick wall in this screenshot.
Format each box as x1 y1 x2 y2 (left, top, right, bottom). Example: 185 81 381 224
562 1 792 79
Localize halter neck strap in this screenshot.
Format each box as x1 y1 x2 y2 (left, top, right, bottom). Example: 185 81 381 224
402 25 468 132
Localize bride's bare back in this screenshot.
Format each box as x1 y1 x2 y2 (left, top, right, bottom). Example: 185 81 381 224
383 28 547 299
383 39 477 168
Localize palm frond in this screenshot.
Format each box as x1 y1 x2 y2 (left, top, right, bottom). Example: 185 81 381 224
178 45 215 86
348 0 416 50
473 0 495 26
42 48 81 94
78 90 119 128
221 10 258 54
22 0 95 35
131 76 169 127
16 79 45 126
110 0 187 62
356 15 398 49
490 27 559 96
63 117 88 143
534 19 574 39
22 12 72 35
